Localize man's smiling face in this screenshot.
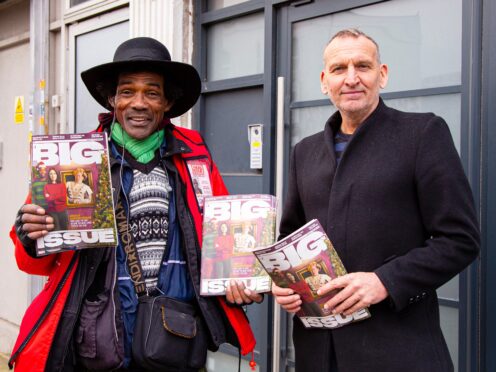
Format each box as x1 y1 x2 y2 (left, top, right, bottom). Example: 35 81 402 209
110 71 173 140
320 35 388 125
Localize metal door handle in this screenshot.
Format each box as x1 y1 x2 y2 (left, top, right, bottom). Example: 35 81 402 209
273 76 285 372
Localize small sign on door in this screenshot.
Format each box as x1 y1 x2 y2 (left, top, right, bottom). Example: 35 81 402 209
248 124 263 169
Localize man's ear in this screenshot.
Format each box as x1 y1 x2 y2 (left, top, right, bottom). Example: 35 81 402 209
108 96 115 108
379 64 389 89
320 71 328 95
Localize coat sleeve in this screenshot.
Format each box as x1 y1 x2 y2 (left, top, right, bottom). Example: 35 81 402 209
11 195 58 276
210 160 228 197
278 144 307 240
375 115 480 311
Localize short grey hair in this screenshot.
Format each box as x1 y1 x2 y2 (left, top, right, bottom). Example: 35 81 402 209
325 28 381 63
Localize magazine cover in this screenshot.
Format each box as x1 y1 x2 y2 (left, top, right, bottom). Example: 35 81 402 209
200 194 277 295
31 133 117 256
253 219 371 329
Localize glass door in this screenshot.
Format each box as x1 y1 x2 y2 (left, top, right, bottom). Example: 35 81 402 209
195 2 271 371
68 6 129 133
277 0 464 370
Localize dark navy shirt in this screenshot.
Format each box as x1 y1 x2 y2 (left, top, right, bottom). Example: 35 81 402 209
334 130 352 165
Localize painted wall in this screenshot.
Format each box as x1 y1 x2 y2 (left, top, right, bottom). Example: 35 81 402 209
0 0 196 356
0 0 32 355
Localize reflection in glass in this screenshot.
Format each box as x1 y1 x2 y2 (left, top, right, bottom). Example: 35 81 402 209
207 13 264 81
439 306 459 371
290 94 460 151
437 276 459 302
291 0 462 102
70 0 92 6
384 93 461 152
75 21 129 133
208 0 249 10
287 315 295 362
291 105 337 147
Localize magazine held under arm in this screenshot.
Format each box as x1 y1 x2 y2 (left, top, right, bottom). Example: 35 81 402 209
31 133 117 256
253 219 371 329
200 194 277 295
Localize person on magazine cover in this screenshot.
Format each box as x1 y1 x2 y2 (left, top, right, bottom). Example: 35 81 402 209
234 222 257 252
66 167 93 204
304 262 332 294
214 222 234 277
272 28 480 372
10 37 261 371
31 162 48 209
285 272 322 317
43 168 69 230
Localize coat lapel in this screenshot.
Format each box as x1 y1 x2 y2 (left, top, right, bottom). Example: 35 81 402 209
325 99 388 262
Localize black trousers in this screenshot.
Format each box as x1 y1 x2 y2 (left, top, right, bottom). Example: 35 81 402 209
293 316 338 372
115 360 200 372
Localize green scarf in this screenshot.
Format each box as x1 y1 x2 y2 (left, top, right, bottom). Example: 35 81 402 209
111 122 164 164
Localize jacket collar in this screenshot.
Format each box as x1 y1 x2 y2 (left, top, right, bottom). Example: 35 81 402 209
323 97 388 166
324 97 387 138
105 122 192 168
161 124 192 158
96 111 192 159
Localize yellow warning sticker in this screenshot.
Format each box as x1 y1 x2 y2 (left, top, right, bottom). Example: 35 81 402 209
15 96 24 124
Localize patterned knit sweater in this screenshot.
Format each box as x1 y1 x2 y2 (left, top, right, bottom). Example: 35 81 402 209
128 166 172 291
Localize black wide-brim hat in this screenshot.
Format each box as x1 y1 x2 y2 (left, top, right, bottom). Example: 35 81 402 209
81 37 201 118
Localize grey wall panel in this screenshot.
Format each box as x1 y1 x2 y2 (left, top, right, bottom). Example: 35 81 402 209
203 87 264 175
223 175 263 195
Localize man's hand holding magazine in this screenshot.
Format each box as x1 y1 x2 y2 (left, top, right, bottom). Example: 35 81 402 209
317 272 388 316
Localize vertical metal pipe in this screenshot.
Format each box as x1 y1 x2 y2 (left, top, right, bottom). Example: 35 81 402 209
273 76 285 372
30 0 49 137
59 0 67 134
29 0 50 301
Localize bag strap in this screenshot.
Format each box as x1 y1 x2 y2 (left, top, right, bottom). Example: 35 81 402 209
115 198 148 296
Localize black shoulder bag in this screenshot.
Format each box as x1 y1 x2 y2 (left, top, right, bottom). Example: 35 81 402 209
115 199 208 371
75 248 125 371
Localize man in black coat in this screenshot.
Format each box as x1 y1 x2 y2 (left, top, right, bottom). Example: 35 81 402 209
272 28 480 372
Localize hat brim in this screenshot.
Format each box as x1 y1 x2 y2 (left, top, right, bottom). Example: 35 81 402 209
81 60 201 118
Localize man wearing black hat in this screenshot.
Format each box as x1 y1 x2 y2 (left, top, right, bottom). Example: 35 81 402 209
10 37 260 371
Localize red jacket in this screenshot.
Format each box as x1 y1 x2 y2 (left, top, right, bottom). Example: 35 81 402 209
9 124 256 371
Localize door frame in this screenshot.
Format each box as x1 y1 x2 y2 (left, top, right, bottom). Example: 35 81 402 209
67 6 129 133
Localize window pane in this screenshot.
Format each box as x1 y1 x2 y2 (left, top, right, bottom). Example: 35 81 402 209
292 0 462 102
208 0 249 11
70 0 92 6
286 315 295 363
384 93 461 152
207 12 264 81
437 276 459 302
75 21 129 133
439 306 459 371
291 93 460 152
290 105 336 147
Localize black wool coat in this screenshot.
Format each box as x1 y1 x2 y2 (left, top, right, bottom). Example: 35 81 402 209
279 99 480 372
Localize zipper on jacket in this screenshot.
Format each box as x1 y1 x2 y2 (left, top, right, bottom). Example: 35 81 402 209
175 163 224 346
9 253 78 368
111 247 119 343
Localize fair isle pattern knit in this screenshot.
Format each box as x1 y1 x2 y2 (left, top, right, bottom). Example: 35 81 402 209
128 166 172 291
